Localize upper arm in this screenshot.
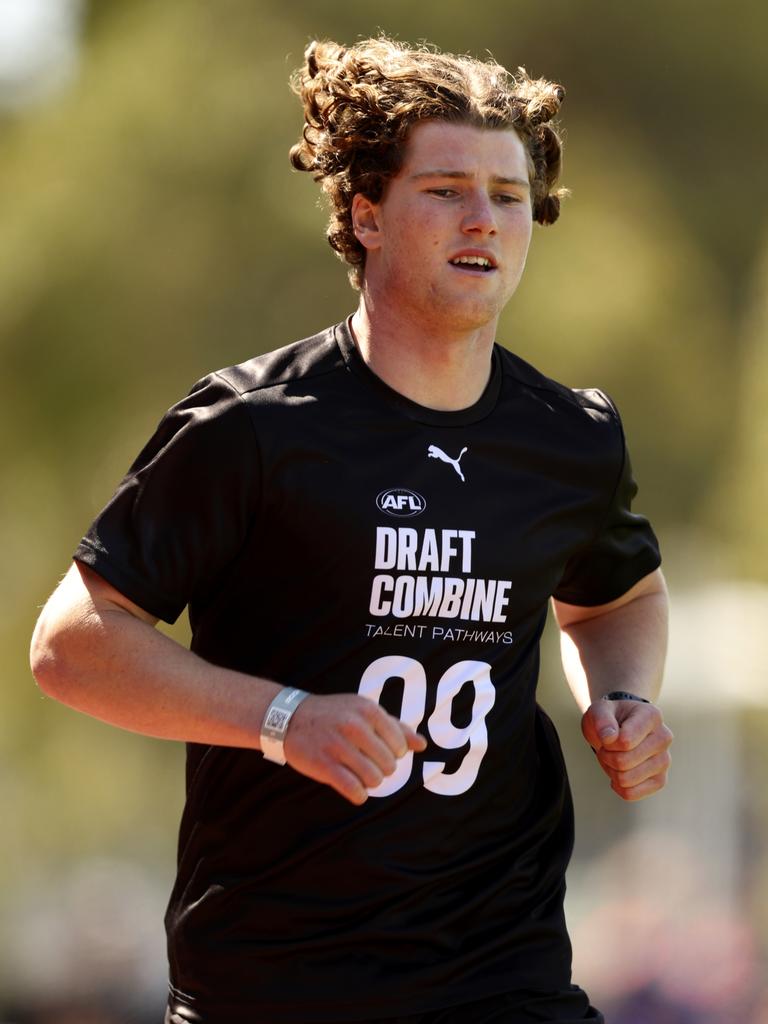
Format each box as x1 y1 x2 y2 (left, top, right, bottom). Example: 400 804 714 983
72 373 260 625
34 561 158 645
30 562 159 693
68 561 160 625
551 567 668 630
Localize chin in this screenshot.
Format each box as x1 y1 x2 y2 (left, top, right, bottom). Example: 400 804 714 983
437 295 502 331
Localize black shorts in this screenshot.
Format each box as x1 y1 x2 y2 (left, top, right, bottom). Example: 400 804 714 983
165 986 604 1023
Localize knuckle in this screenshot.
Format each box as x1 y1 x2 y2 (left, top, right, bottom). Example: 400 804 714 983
612 751 631 771
340 719 367 745
338 710 359 732
358 699 380 723
325 738 348 762
327 767 349 794
364 767 384 788
330 767 366 805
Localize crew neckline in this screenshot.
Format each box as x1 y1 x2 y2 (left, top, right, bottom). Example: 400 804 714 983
334 317 502 427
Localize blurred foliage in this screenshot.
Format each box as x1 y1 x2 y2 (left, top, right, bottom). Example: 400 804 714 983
2 0 767 1003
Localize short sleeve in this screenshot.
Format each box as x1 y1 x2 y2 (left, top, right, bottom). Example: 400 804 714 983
552 401 661 607
74 373 261 623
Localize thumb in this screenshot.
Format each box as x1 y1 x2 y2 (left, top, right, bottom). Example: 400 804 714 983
403 723 427 751
582 699 620 750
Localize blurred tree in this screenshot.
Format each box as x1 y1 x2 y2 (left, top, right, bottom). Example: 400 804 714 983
707 238 768 579
2 0 767 1009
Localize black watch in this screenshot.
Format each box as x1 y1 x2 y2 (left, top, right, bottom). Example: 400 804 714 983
601 690 650 703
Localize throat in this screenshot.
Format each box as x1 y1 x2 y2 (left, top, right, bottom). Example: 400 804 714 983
356 333 493 411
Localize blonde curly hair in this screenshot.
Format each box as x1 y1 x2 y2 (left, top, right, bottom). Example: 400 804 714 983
290 36 568 288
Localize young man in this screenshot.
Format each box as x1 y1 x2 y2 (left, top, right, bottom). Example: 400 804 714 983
30 37 672 1024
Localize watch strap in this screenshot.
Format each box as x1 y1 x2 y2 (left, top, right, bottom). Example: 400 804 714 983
601 690 651 703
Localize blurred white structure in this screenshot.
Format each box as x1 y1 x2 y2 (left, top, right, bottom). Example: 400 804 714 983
0 0 84 110
639 580 768 902
664 580 768 710
569 580 768 1015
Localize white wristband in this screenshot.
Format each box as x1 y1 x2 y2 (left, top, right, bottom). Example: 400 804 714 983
260 687 310 765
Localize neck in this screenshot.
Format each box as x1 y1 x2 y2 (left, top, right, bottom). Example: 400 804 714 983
350 293 498 412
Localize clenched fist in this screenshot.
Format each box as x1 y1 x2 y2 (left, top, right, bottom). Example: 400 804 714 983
283 693 427 805
582 697 673 801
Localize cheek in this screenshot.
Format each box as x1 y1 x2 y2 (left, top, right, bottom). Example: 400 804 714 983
506 217 532 257
390 226 442 263
521 210 534 243
407 207 444 248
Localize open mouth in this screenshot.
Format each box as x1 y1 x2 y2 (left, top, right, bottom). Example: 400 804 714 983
449 256 496 273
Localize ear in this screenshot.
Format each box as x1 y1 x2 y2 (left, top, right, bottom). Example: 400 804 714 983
351 193 383 251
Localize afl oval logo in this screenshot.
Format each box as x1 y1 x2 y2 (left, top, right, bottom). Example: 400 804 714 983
376 488 426 517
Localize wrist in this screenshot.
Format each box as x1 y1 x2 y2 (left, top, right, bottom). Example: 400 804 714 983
601 690 651 704
260 687 310 764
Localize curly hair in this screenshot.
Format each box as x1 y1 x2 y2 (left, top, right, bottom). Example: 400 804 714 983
290 36 568 288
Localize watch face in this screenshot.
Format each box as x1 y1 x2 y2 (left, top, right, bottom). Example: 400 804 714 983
265 708 291 732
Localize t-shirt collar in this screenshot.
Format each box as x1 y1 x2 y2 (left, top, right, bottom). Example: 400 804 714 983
334 316 502 427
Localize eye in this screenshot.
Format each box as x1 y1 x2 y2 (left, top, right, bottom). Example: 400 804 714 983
426 188 458 199
494 193 524 205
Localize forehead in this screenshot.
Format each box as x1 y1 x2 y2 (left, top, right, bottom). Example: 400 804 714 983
399 120 530 178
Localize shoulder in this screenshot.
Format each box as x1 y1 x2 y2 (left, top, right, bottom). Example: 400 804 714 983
495 344 620 430
210 324 344 398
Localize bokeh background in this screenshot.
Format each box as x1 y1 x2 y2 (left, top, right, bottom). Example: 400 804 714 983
2 0 767 1021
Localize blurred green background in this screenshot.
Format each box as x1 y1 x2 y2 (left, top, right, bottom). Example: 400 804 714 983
2 0 767 1020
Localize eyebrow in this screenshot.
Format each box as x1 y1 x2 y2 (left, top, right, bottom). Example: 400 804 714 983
409 170 531 189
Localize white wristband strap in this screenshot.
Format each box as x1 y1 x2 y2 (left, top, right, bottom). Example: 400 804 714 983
260 687 310 765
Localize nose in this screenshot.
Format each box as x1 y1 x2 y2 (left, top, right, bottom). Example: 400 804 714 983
461 190 497 236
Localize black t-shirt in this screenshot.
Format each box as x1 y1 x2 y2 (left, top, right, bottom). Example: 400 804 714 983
74 319 661 1023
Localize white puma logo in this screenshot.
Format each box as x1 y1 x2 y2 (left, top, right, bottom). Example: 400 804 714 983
427 444 468 483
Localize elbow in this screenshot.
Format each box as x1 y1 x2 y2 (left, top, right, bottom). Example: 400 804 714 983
30 611 78 701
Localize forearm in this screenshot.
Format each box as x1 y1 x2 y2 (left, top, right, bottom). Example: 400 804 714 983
31 564 426 805
553 569 672 800
556 581 669 713
31 587 281 749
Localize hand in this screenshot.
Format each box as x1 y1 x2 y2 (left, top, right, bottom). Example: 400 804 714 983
283 693 427 805
581 698 673 801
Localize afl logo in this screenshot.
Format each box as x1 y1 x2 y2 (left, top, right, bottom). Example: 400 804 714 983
376 488 426 517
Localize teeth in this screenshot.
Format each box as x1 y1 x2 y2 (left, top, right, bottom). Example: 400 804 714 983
451 256 492 267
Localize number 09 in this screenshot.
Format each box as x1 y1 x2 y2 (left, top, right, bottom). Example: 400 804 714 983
358 656 495 798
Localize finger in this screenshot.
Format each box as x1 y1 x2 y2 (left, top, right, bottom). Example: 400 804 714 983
329 720 393 785
581 702 620 750
355 731 399 777
604 749 672 790
599 725 673 773
610 770 669 802
403 723 428 751
324 761 370 806
370 710 414 759
340 745 387 790
614 704 664 750
371 709 427 757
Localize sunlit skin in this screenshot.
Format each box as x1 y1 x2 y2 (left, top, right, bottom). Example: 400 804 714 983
351 120 534 411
